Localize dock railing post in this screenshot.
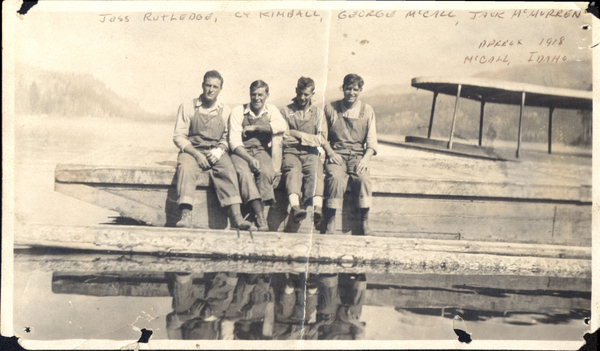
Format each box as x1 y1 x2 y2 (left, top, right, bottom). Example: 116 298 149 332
478 101 485 147
448 84 461 149
428 91 438 139
548 106 554 154
516 91 526 158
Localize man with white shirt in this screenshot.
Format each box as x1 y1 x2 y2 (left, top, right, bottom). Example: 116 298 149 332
229 80 288 231
173 70 251 230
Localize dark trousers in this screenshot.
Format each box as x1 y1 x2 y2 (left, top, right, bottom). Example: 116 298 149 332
231 148 275 204
281 151 323 204
176 152 242 207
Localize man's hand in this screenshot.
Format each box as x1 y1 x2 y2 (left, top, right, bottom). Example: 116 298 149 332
242 125 256 138
328 151 344 165
249 157 261 174
355 157 369 174
207 148 224 164
195 153 211 169
190 299 206 316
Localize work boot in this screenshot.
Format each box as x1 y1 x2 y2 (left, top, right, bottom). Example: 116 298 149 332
176 209 193 228
230 213 252 230
255 212 269 232
313 206 322 229
360 208 373 236
290 205 307 223
228 204 252 230
320 207 336 234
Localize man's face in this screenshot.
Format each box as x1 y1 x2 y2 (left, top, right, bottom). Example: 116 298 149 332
295 87 314 108
202 77 223 104
250 87 269 112
342 83 362 104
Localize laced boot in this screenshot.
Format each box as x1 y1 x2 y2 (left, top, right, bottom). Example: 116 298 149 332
176 208 193 228
228 204 251 230
360 208 373 236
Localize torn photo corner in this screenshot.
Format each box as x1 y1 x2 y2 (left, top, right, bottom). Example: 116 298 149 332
1 0 597 349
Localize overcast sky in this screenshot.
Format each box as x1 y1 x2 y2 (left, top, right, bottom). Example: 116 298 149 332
14 2 592 115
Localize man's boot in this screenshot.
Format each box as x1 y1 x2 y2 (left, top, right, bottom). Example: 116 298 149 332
320 207 336 234
228 204 252 230
290 205 307 223
176 208 193 228
252 199 269 231
360 208 373 236
313 206 322 230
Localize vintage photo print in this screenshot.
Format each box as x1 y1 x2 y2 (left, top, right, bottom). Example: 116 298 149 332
2 1 597 349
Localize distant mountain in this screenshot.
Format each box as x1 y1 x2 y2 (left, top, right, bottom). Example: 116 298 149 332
14 63 168 121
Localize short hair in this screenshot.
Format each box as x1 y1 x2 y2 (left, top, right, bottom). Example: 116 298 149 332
250 80 269 94
203 70 223 87
296 77 315 91
342 74 364 89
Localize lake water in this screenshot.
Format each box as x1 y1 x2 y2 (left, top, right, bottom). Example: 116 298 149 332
10 115 592 345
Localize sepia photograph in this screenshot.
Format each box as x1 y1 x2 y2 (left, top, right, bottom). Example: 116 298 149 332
2 1 596 349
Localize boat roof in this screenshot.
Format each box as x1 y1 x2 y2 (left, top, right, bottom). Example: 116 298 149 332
411 76 593 110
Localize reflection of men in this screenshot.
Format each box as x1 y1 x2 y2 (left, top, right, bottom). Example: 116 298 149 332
166 272 239 340
173 71 251 230
317 273 367 340
230 80 288 231
272 273 322 340
280 77 326 226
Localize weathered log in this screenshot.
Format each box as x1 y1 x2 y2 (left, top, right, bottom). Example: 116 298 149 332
15 224 591 278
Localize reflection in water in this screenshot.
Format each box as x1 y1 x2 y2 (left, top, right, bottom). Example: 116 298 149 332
46 265 591 341
164 272 367 340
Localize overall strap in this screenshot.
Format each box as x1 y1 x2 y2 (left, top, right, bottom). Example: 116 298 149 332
358 101 366 120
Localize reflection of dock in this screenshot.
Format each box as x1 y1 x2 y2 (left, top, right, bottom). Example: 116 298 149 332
50 271 590 313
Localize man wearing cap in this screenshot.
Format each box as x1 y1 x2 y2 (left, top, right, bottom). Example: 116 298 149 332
229 80 288 231
173 70 251 230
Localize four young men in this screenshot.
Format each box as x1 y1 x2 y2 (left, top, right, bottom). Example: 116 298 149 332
173 71 376 235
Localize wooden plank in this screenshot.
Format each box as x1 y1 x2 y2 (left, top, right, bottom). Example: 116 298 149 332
364 288 589 311
517 91 526 158
411 76 592 110
548 106 554 154
367 273 591 292
427 91 438 139
55 146 591 201
448 84 462 149
54 182 591 246
15 224 591 277
478 101 485 147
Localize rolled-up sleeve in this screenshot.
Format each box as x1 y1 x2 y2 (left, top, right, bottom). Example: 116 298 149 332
364 105 378 155
218 105 232 152
299 109 326 147
228 106 245 151
173 102 193 152
268 105 288 135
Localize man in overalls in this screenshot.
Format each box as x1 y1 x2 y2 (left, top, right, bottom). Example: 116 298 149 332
229 80 288 231
280 77 326 226
321 74 378 235
173 70 251 230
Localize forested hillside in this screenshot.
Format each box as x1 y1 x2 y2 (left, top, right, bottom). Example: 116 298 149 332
15 64 168 121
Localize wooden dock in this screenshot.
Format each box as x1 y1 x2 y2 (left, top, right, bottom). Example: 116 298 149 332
53 144 592 246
